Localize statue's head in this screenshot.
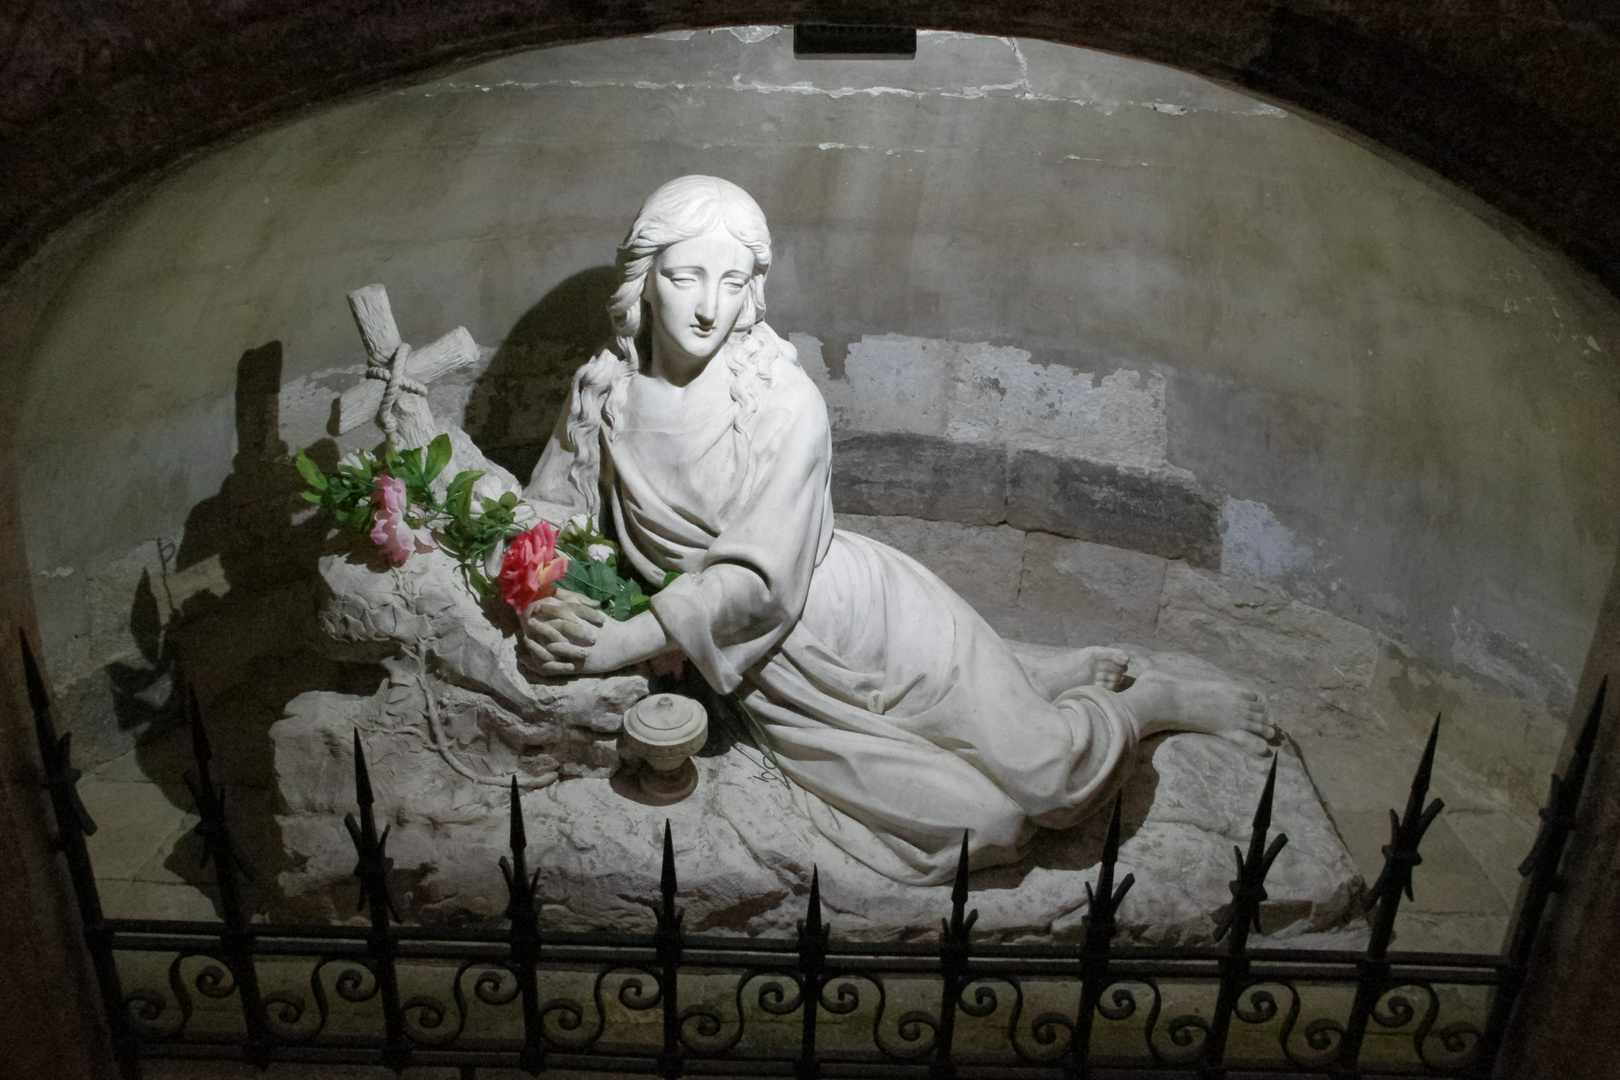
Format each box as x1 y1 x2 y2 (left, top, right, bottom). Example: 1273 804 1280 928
608 176 772 366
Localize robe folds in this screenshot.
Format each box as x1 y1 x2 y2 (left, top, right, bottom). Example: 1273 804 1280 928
529 328 1138 884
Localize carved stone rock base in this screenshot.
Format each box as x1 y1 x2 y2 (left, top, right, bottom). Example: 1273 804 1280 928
269 674 1364 943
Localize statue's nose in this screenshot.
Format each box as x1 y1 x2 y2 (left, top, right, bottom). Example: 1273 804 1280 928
694 284 719 325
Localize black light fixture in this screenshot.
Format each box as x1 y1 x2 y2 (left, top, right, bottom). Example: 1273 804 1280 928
793 23 917 58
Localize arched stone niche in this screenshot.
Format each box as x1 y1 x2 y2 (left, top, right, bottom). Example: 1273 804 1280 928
3 25 1618 965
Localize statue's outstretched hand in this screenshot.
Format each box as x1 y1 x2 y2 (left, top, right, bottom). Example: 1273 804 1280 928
521 588 608 676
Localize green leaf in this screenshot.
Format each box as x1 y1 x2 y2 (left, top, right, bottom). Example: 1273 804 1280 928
445 469 482 521
384 442 404 475
299 490 323 505
294 449 328 490
661 570 682 589
499 491 518 509
424 434 453 482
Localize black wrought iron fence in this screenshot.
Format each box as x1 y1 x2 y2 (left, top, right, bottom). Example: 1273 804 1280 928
19 631 1607 1079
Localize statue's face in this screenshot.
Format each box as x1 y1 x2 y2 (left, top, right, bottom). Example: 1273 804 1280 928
645 227 756 370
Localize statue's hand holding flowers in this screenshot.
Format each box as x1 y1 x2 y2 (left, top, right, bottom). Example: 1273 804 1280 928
499 522 599 676
504 517 677 677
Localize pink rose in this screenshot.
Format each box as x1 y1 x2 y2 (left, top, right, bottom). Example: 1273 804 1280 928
500 521 568 612
369 474 437 566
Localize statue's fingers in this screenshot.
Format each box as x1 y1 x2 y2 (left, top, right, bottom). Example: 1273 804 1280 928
522 639 556 664
552 618 600 646
530 602 595 643
531 597 582 622
554 586 604 610
545 641 591 662
539 660 578 677
527 620 569 646
570 602 609 627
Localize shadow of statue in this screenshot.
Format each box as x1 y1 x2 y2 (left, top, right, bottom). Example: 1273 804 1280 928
463 265 617 481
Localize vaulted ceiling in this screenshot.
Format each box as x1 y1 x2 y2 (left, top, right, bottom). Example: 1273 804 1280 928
1 2 1617 295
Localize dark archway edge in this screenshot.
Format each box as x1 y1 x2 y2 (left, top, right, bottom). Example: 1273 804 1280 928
0 4 1617 1078
0 2 1617 294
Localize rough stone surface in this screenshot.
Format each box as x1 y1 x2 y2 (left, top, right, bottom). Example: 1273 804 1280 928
310 541 649 789
1007 452 1222 567
1019 532 1167 636
268 659 1363 942
831 433 1006 525
1154 562 1381 701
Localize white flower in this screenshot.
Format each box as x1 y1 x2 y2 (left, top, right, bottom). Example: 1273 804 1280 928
472 474 509 502
587 542 616 563
469 474 521 518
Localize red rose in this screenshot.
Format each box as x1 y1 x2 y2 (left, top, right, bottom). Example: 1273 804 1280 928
499 521 568 612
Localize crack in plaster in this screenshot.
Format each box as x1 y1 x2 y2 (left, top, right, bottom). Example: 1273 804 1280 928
411 29 1288 119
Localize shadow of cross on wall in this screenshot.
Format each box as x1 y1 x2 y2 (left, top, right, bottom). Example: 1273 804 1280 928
107 342 295 736
100 341 353 915
163 341 324 700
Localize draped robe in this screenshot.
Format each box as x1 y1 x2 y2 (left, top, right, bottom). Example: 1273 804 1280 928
529 330 1138 884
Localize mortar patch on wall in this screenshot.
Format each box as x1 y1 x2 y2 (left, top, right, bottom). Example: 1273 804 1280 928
1221 498 1315 586
1450 609 1575 716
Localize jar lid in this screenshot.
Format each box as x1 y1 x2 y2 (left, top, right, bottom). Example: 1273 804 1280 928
623 693 707 746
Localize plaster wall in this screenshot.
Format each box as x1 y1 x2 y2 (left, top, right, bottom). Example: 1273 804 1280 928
6 29 1619 770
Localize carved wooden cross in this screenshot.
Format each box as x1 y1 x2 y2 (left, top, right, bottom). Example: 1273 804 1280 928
330 283 480 450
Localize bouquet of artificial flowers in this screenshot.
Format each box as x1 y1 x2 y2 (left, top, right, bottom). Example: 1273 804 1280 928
294 435 668 621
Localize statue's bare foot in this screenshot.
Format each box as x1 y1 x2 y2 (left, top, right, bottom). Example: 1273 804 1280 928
1028 646 1132 699
1118 670 1276 756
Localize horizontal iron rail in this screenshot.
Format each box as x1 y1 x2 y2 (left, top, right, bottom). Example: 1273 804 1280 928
100 919 1511 972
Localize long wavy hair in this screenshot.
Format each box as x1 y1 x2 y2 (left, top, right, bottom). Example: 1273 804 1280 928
561 175 796 509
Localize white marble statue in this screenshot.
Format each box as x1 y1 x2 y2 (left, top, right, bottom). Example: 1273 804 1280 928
516 175 1276 885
